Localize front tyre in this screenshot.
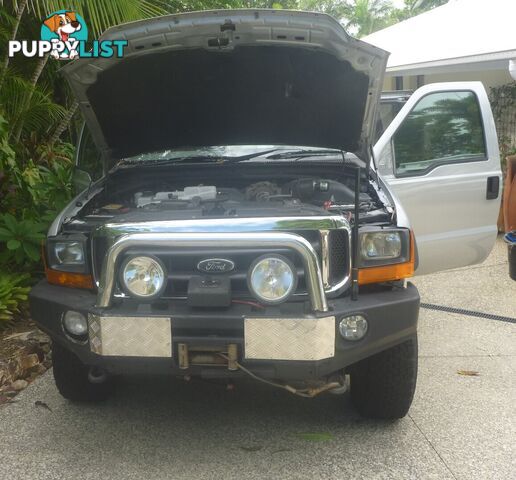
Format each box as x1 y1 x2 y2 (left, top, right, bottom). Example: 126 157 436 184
52 342 113 402
349 337 418 419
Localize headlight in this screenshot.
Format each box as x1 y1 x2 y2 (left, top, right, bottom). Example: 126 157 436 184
359 229 410 267
248 255 297 305
360 232 401 260
55 242 84 264
47 235 88 273
120 256 166 299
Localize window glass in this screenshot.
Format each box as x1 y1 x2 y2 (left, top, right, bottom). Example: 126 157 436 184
374 101 405 143
77 127 102 180
393 91 486 176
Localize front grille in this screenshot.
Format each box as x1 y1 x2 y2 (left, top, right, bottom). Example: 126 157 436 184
329 230 349 284
93 227 349 300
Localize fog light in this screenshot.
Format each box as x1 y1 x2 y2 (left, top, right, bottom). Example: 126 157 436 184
339 315 368 341
63 310 88 337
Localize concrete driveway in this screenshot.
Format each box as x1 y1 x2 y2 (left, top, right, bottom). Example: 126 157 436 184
1 238 515 480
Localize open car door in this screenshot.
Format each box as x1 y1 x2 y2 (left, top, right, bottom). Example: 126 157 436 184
374 82 502 275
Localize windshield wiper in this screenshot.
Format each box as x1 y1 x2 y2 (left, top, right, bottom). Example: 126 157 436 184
118 148 285 167
265 149 340 160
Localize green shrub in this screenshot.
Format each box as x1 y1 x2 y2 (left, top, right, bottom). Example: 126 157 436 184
0 273 30 328
0 213 46 268
33 162 73 213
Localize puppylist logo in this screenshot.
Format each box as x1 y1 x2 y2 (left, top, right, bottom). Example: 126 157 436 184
8 10 127 60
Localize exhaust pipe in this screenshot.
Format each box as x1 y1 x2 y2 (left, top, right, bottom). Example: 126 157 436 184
88 366 108 384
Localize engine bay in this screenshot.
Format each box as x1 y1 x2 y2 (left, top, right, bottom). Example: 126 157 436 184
130 179 372 211
82 179 380 219
67 163 393 230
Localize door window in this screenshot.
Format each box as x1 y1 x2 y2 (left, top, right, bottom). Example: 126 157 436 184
393 91 486 176
374 100 405 143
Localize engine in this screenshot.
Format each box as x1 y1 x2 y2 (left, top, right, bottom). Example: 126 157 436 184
77 175 389 227
127 179 370 213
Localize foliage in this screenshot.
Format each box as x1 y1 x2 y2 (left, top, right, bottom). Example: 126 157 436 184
489 82 516 166
0 213 46 267
0 0 171 279
0 272 31 328
301 0 449 37
28 0 167 37
389 0 448 24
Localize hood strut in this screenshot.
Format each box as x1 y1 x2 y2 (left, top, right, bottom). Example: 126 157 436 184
351 163 361 301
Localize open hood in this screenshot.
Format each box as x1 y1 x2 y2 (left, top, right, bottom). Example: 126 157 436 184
62 9 388 168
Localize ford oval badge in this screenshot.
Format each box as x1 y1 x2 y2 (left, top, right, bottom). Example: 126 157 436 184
197 258 235 274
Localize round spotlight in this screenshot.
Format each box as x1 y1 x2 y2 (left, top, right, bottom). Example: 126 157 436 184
120 256 166 299
339 315 368 341
248 255 297 305
63 310 88 337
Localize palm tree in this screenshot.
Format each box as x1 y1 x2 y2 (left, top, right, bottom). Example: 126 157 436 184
0 0 167 150
299 0 394 38
411 0 448 9
0 0 28 89
341 0 393 37
27 0 166 37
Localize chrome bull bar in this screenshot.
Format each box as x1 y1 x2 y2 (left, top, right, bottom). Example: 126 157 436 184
96 231 329 312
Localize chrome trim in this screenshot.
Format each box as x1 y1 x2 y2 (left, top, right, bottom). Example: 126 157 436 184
96 216 348 235
92 216 341 287
97 232 329 312
92 215 352 303
322 230 353 298
320 230 331 289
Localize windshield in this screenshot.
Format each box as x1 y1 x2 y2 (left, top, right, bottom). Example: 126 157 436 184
121 145 341 164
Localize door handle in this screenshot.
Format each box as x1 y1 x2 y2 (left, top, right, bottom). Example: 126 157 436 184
486 176 499 200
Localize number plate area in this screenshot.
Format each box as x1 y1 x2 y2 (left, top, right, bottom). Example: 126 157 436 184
89 315 172 357
244 316 335 361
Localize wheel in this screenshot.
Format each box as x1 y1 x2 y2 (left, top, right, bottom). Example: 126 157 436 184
349 336 418 419
52 341 113 402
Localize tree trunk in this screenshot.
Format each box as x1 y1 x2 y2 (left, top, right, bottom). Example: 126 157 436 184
48 101 79 147
11 54 50 142
0 0 29 91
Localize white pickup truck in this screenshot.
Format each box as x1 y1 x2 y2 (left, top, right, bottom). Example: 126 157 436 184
30 9 501 419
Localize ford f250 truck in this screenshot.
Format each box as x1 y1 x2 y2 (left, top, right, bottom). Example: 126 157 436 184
29 9 501 419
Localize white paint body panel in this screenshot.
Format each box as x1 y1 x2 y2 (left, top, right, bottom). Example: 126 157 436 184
244 316 335 361
374 82 501 275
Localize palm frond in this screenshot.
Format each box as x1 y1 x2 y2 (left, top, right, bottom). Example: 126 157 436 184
28 0 167 37
1 74 65 137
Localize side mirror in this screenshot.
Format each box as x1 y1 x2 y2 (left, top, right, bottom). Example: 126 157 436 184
73 168 92 194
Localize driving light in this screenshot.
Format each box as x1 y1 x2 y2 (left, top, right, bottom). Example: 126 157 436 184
360 232 402 260
121 256 166 299
55 242 84 264
339 315 368 341
248 255 297 305
63 310 88 337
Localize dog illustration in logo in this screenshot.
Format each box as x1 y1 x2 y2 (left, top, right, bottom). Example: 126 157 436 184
44 12 82 59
